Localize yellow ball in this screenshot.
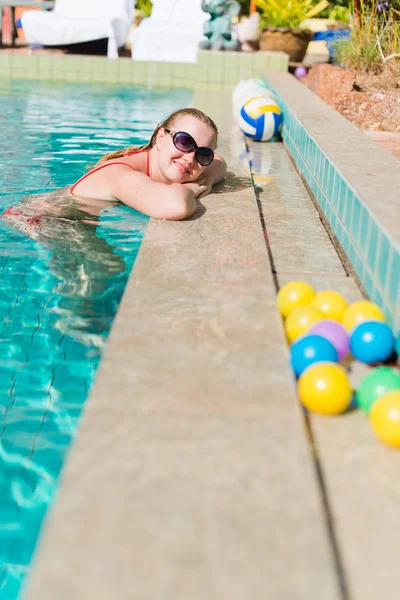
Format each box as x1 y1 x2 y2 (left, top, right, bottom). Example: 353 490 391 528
342 300 385 332
369 391 400 448
277 281 315 319
298 363 352 415
285 305 324 343
311 290 348 322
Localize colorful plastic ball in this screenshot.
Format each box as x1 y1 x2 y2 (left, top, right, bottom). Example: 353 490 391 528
295 66 307 78
369 391 400 448
342 300 385 333
285 305 324 343
350 320 395 364
396 334 400 357
309 319 349 361
311 290 348 322
355 366 400 413
298 362 352 415
290 335 338 377
277 281 315 319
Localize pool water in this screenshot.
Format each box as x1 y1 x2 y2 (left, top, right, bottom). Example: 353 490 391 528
0 79 191 598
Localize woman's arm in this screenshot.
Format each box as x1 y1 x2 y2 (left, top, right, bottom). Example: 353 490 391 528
113 169 207 220
194 153 227 198
204 153 227 186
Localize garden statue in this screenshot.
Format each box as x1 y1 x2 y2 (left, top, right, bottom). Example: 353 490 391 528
199 0 241 51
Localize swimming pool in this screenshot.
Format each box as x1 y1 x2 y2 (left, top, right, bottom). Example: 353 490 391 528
0 79 192 598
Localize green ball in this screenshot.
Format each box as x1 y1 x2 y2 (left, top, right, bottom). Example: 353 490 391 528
356 367 400 413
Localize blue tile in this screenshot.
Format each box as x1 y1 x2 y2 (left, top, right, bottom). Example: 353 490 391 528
322 158 331 195
315 151 321 182
309 139 316 173
366 219 379 272
319 155 327 188
304 135 310 164
358 205 370 253
353 251 364 281
362 265 374 298
336 177 347 217
344 189 354 229
376 232 391 289
327 168 337 203
319 192 327 213
387 249 400 307
325 200 333 223
342 230 350 255
370 284 385 313
350 195 362 244
330 212 338 236
347 239 357 270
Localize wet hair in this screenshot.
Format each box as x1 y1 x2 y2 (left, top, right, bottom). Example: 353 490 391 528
94 108 218 167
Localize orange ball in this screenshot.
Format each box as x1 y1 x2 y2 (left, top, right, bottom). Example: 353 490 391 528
285 305 324 343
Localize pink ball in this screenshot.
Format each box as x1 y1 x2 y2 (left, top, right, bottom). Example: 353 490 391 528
309 319 350 361
295 66 307 79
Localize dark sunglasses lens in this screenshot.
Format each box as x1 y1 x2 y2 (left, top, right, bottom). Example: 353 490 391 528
196 148 214 166
174 132 195 152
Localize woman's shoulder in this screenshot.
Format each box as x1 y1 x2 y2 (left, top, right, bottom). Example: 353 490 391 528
118 148 150 175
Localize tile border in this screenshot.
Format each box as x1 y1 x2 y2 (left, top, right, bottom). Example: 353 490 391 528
264 73 400 333
0 50 288 88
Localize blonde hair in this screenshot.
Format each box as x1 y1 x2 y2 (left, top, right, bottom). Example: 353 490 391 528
94 108 218 167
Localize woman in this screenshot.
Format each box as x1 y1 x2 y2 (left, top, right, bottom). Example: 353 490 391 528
1 108 226 344
3 107 227 229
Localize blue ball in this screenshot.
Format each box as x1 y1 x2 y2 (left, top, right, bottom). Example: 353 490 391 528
290 335 339 377
350 320 395 364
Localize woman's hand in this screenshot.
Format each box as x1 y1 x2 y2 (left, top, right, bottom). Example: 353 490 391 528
181 179 209 199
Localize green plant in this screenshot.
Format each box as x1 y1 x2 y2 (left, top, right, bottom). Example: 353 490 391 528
326 5 351 21
333 0 400 71
135 0 153 17
334 29 382 70
254 0 330 29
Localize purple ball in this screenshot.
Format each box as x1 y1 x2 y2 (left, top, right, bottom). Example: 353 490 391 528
309 319 350 361
295 66 307 79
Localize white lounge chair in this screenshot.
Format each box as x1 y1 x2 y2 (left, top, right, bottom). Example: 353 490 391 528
130 0 208 63
21 0 133 59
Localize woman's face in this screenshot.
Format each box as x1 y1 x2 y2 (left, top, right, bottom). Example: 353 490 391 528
156 115 217 184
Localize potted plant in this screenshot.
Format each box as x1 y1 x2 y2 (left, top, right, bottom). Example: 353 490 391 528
254 0 330 61
135 0 153 26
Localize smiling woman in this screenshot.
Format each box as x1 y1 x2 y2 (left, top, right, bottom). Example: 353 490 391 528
3 108 227 229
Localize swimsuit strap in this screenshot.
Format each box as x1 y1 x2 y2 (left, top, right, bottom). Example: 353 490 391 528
70 161 137 195
124 148 151 177
70 149 151 195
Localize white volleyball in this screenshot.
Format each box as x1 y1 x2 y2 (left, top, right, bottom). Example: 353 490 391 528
232 78 277 110
234 95 282 142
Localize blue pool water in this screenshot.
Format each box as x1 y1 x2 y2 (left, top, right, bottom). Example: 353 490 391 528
0 79 191 598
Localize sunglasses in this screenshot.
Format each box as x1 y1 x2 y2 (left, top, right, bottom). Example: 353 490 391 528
164 129 214 167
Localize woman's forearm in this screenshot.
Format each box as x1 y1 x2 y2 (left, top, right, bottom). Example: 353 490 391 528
204 154 227 187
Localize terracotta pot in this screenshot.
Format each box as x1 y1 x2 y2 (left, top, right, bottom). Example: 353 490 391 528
259 28 313 62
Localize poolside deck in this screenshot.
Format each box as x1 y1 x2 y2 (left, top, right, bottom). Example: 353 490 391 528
24 78 400 600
